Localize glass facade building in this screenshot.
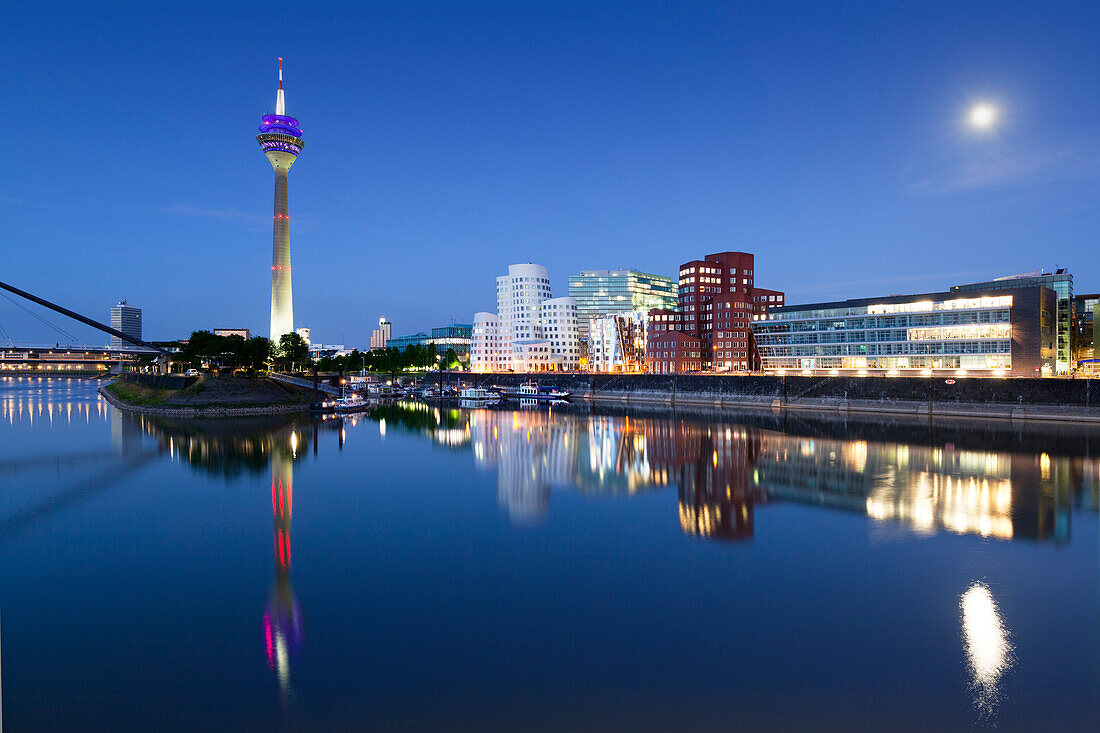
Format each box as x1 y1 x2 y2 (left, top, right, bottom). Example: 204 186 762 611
388 323 473 358
568 270 677 338
1072 294 1100 371
753 287 1055 377
952 270 1073 373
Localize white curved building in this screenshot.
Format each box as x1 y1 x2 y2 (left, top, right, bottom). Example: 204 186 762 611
471 264 580 372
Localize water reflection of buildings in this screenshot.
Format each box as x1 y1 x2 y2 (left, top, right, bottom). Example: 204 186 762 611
645 421 762 541
755 436 1070 541
367 402 1096 544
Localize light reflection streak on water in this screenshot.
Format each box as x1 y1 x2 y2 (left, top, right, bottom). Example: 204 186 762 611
960 582 1014 717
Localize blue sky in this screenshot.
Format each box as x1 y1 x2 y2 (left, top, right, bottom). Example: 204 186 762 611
3 1 1099 345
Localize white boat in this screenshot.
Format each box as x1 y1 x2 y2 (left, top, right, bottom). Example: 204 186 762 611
460 387 500 405
499 382 572 401
334 392 371 413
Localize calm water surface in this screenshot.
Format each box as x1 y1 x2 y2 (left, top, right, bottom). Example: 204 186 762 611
1 377 1098 731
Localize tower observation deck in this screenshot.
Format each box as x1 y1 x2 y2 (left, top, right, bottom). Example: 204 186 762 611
257 58 304 345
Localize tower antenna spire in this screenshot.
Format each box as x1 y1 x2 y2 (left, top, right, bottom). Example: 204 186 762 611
274 57 285 116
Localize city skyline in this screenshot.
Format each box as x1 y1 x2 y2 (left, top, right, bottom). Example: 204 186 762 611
4 2 1100 345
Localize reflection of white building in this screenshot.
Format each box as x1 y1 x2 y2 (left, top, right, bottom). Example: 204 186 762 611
471 264 580 372
588 311 649 372
467 409 666 519
469 409 579 521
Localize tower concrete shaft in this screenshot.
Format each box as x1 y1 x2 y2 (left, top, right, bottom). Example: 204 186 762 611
257 58 304 346
270 168 293 344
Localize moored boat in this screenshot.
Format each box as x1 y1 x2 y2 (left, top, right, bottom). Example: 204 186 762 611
460 387 501 405
498 381 571 401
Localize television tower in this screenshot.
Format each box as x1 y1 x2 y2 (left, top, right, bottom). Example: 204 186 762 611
257 58 304 345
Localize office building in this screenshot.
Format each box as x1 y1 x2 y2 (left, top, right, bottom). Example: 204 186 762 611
952 269 1072 373
568 270 677 338
370 318 391 350
646 251 784 372
752 286 1055 377
471 263 580 372
1072 294 1100 371
588 312 649 372
257 58 305 346
213 328 250 340
386 323 473 359
109 301 142 350
430 323 473 359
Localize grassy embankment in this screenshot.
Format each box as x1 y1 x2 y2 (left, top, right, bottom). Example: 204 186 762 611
106 376 312 408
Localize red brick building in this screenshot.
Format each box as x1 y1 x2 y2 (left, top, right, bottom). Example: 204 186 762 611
646 251 783 372
646 322 705 373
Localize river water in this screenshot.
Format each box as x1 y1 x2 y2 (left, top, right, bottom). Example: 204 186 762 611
1 377 1097 731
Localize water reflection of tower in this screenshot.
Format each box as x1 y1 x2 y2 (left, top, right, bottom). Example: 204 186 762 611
264 449 301 702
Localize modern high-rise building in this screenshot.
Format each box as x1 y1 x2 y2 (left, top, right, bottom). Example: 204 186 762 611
646 251 784 372
257 58 305 346
952 269 1073 373
471 264 580 372
295 327 311 346
370 317 392 350
568 270 677 338
109 301 142 350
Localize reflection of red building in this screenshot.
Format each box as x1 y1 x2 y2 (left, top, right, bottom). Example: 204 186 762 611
644 420 763 540
646 251 784 372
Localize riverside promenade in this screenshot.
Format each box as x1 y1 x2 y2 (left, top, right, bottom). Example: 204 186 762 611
453 373 1100 423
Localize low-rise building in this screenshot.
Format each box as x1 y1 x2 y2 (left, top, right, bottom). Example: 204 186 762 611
588 311 649 372
213 328 250 340
752 286 1055 377
646 329 705 373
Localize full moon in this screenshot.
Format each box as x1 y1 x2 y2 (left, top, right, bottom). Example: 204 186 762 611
969 104 997 129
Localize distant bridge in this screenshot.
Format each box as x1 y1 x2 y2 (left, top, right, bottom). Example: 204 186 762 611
0 345 150 374
0 279 169 372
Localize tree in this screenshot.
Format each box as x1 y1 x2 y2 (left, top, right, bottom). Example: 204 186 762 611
276 332 310 372
240 337 272 372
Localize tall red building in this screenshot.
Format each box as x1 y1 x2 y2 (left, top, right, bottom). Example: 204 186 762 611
646 251 783 372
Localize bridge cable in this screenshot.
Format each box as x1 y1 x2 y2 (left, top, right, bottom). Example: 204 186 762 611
0 292 86 346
